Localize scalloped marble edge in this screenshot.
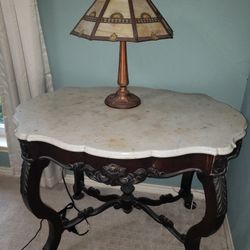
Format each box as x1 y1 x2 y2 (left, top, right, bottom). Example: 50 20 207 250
13 87 248 160
14 121 247 159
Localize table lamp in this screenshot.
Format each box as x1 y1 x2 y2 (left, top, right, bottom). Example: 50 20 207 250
71 0 173 109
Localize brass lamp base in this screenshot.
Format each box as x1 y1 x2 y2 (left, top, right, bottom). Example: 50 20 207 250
105 41 141 109
105 87 141 109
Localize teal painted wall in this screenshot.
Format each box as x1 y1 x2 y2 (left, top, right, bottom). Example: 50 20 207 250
0 152 9 167
38 0 250 110
227 72 250 250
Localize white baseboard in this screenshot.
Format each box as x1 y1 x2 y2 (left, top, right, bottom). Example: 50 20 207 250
224 216 235 250
0 166 13 176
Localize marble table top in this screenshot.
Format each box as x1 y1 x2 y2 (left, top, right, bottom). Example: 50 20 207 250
14 87 247 159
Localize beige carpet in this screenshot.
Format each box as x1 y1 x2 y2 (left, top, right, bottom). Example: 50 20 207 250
0 175 231 250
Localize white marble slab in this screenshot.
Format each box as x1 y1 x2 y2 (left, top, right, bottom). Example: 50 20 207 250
13 87 247 159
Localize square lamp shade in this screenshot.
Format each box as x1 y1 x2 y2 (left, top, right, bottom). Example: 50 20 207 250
71 0 173 109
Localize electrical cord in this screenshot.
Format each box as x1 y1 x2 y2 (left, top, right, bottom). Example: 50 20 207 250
20 170 90 249
20 219 44 250
61 169 90 235
61 170 83 214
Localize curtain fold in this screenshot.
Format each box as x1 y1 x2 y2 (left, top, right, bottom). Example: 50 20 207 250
0 0 61 187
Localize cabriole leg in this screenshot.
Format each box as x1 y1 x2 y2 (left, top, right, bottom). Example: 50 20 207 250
73 164 85 200
20 159 63 250
184 173 227 250
179 172 197 209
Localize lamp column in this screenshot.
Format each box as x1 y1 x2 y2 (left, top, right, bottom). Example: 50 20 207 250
105 41 141 109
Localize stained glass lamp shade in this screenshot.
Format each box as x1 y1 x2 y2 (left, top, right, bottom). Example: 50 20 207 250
71 0 173 109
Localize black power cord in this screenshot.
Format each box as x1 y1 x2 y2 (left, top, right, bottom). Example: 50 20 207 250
20 219 44 250
61 169 90 236
20 169 90 249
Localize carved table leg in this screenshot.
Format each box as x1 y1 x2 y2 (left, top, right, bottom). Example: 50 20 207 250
184 173 227 250
179 172 197 209
21 159 63 250
73 164 85 200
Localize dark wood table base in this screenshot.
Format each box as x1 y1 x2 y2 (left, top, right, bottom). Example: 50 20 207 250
19 140 241 250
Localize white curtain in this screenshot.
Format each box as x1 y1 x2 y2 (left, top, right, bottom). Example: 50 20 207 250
0 0 61 187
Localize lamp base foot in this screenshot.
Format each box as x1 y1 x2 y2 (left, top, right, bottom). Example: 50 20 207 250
105 89 141 109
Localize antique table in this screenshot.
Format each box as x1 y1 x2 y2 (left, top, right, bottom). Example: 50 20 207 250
14 87 247 250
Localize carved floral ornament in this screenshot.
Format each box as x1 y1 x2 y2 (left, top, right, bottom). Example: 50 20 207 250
84 163 148 185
